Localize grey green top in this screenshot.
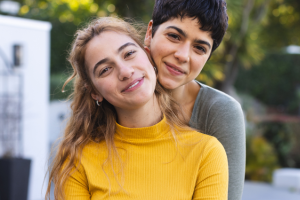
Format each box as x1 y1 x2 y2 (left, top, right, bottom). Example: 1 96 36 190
189 81 245 200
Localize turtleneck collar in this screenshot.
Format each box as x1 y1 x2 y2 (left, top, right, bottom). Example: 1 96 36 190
115 116 170 141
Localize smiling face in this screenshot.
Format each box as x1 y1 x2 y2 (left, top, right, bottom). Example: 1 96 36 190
85 31 157 111
145 17 213 90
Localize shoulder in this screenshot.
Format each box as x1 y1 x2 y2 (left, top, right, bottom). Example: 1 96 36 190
198 83 244 121
186 130 228 164
182 130 227 166
178 129 225 153
195 81 242 111
191 82 244 123
190 81 245 136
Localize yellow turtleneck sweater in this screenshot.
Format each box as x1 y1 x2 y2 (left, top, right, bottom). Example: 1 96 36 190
64 117 228 199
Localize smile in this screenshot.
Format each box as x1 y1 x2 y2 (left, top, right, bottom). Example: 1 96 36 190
165 62 185 75
122 77 144 92
128 81 139 89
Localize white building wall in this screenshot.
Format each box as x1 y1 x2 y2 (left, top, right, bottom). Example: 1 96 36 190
0 15 51 200
49 100 71 148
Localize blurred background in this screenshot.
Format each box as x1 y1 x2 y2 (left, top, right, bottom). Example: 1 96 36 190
0 0 299 200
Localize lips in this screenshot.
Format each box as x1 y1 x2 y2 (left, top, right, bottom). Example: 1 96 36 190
121 77 144 92
164 62 185 75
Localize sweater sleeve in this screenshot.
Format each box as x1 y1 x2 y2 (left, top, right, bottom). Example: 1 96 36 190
193 137 228 200
206 99 245 200
64 164 90 200
190 82 245 200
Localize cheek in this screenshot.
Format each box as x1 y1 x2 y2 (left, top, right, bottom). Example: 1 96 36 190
138 55 155 74
192 57 208 72
151 39 175 68
151 38 167 58
147 66 157 85
95 80 115 98
139 59 157 87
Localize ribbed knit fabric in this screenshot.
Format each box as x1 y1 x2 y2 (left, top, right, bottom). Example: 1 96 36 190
64 117 228 200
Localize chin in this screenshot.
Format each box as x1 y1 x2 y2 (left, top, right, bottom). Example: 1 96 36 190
130 91 154 106
158 78 178 90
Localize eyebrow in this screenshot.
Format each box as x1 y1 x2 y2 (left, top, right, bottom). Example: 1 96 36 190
117 42 137 53
166 26 187 37
166 26 211 50
92 42 137 75
194 39 211 50
93 58 109 75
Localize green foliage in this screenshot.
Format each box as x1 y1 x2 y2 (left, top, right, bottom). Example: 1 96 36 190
50 20 77 74
50 73 73 101
15 0 155 99
287 123 300 167
261 0 300 49
260 122 300 168
12 0 300 98
245 134 279 182
205 0 300 91
245 121 300 182
112 0 154 22
207 0 270 91
235 53 300 114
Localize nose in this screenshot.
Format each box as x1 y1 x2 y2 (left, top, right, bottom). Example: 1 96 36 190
174 42 190 63
118 62 134 81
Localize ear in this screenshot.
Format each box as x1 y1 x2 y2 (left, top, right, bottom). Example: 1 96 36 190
144 46 151 54
144 20 153 47
91 92 103 103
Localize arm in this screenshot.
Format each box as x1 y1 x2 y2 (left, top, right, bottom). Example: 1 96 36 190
207 99 245 200
64 164 90 200
193 137 228 200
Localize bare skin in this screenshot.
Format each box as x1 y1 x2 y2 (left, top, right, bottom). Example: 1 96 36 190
171 81 200 120
144 17 213 121
86 31 162 128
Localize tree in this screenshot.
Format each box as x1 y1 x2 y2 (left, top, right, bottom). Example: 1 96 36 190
11 0 156 99
13 0 300 98
210 0 300 93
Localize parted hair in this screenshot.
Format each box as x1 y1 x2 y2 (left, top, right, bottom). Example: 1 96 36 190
152 0 229 52
45 17 191 200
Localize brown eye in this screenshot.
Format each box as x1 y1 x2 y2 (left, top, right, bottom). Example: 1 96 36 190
195 46 206 54
99 67 110 76
167 33 180 40
124 50 136 58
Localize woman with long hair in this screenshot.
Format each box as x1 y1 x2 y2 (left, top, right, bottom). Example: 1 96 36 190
46 17 228 200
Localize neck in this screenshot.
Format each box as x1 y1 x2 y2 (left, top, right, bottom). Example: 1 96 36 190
171 81 200 105
170 80 200 121
171 84 190 105
115 95 162 128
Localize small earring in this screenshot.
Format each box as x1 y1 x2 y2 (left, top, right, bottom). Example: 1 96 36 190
153 66 157 72
96 100 101 106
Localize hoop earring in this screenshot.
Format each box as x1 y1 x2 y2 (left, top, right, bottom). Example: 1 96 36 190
96 100 101 107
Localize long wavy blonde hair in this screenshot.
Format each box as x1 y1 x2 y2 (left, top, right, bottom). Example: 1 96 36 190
45 17 191 200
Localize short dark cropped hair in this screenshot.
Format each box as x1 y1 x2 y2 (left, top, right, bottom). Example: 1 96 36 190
152 0 228 52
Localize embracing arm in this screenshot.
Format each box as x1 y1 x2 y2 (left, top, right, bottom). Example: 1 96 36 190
193 137 228 200
207 99 245 200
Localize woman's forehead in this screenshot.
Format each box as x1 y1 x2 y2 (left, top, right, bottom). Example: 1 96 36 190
85 32 136 58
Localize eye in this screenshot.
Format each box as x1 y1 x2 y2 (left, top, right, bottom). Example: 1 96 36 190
99 67 111 76
195 45 206 54
167 33 180 41
124 50 136 58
